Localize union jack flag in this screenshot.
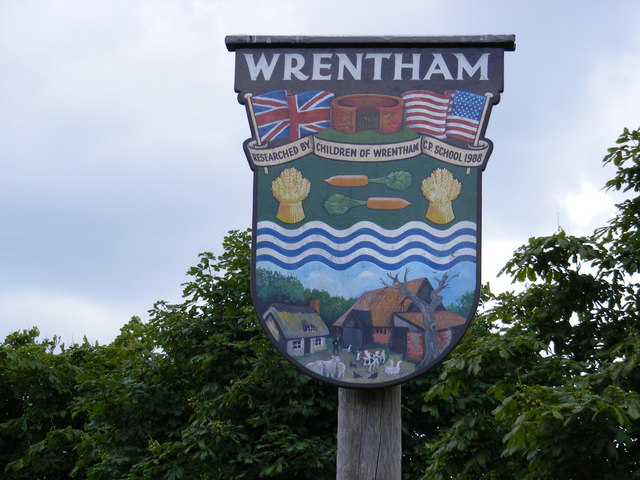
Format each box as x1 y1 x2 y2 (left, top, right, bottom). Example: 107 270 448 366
291 90 334 139
402 90 487 143
251 90 291 143
250 90 334 143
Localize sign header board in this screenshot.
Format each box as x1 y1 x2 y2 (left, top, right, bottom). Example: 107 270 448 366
227 35 514 388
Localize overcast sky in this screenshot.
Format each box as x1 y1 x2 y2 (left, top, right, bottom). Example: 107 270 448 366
1 0 639 345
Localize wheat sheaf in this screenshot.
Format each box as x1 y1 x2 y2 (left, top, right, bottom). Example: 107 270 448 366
271 167 311 224
421 168 461 224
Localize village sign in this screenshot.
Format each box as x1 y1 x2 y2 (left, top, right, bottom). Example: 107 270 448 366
226 35 515 388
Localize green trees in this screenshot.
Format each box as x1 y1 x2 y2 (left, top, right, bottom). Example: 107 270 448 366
0 328 87 479
0 127 638 479
254 268 355 323
136 232 338 479
1 231 338 479
416 127 640 479
255 268 307 306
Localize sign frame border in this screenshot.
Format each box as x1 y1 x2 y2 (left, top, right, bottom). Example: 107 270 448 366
226 35 515 389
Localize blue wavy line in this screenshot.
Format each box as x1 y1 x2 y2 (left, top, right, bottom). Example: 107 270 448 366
255 254 477 271
256 227 477 245
256 240 477 258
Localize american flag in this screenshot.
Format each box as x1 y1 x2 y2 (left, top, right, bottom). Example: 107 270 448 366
402 90 487 143
444 90 487 143
251 90 334 143
401 90 451 139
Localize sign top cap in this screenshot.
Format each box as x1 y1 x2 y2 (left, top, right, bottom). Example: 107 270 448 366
225 35 516 51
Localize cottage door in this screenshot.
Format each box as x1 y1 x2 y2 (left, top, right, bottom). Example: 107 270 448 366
304 338 311 354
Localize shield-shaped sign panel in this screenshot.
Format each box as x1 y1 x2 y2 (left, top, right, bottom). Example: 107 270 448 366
227 36 515 388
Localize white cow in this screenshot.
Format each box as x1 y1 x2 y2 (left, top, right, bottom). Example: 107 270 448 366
372 349 386 365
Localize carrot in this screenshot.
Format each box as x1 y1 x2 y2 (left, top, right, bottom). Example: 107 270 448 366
366 197 412 210
324 194 412 215
324 175 369 187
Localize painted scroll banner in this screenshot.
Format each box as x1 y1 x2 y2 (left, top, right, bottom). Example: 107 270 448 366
247 135 490 167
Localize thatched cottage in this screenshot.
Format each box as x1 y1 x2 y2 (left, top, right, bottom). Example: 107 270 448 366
263 303 330 357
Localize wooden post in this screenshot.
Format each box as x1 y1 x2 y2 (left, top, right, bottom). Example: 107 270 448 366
337 385 401 480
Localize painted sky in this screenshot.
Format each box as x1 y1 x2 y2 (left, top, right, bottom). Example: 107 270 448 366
1 0 639 345
258 261 477 308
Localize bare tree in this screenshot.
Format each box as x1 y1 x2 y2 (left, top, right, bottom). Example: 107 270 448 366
382 269 455 367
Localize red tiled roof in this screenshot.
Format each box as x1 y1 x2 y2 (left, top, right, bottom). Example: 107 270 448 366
394 310 466 330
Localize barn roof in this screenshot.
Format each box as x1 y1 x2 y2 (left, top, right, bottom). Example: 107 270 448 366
344 309 372 329
333 278 432 328
394 310 467 330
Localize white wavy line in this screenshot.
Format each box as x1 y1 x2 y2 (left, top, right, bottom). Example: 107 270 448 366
257 220 476 238
256 246 477 265
256 233 476 252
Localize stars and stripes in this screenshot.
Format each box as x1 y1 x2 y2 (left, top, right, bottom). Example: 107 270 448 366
444 90 487 142
250 89 334 143
401 90 452 139
402 90 488 143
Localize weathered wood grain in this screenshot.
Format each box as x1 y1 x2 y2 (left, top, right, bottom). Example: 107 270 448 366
337 386 401 480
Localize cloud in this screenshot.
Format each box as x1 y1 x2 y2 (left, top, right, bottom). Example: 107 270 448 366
1 0 639 347
306 269 339 293
560 183 616 235
481 239 522 293
356 270 379 282
304 265 382 299
0 0 253 315
0 290 134 346
479 4 640 248
585 31 640 143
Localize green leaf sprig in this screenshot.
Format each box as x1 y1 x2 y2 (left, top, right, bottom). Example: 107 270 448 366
369 170 412 190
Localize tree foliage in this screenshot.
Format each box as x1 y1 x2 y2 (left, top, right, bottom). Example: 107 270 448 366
255 268 307 306
255 268 355 323
416 127 640 479
445 289 475 317
0 128 638 479
0 329 88 479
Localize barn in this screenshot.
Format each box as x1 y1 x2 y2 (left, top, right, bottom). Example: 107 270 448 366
392 310 467 362
332 278 466 361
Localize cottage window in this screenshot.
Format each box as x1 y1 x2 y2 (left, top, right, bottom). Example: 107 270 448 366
292 339 302 350
304 325 317 333
313 338 322 347
375 328 387 335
